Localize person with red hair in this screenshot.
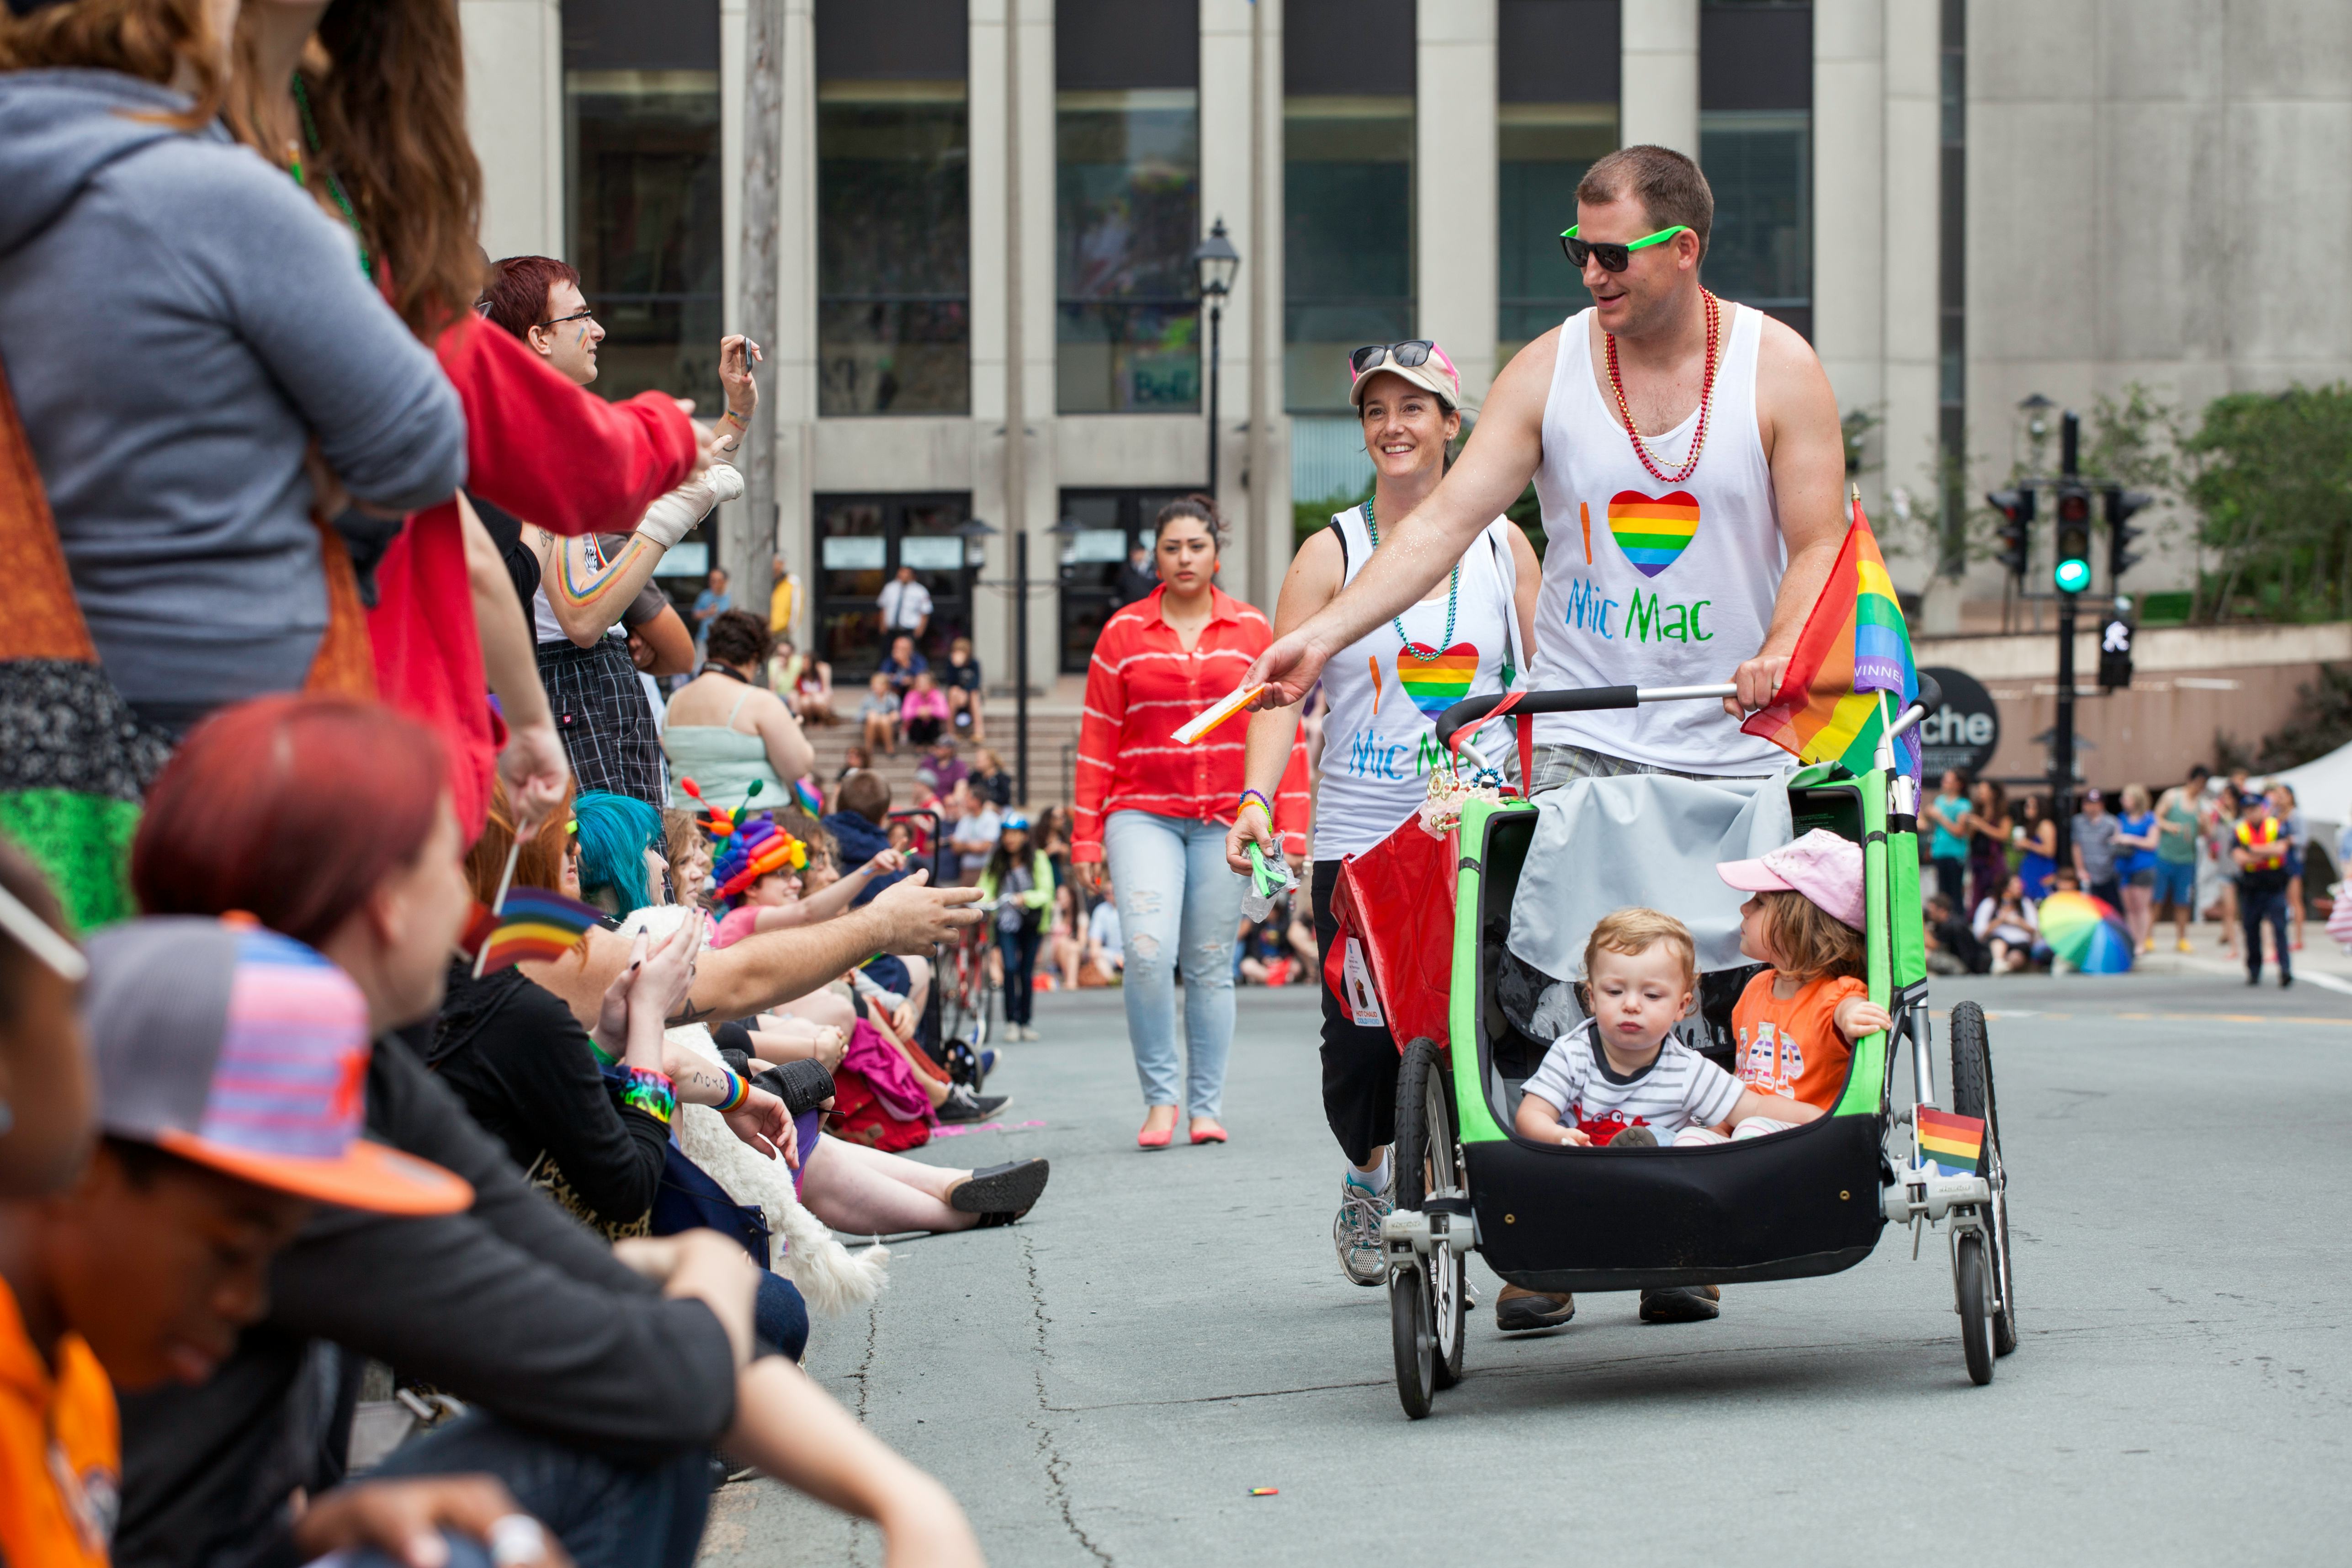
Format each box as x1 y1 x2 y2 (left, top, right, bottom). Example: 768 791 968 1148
472 251 761 807
118 695 984 1568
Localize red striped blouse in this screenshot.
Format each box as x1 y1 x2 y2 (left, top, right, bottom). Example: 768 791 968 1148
1072 585 1311 863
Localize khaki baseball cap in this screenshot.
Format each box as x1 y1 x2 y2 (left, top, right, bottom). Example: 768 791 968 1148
1346 340 1463 412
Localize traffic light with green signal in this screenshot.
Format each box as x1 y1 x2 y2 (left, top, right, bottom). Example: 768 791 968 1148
2053 484 2092 594
1988 487 2033 579
2105 486 2151 585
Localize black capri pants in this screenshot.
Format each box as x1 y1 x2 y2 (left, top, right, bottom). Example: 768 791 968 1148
1313 858 1401 1168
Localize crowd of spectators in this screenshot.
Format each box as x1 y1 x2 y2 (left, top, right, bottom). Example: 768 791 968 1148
0 1 1014 1563
1917 764 2320 985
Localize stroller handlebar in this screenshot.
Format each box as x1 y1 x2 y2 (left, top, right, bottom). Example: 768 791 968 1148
1439 672 1946 759
1436 683 1732 751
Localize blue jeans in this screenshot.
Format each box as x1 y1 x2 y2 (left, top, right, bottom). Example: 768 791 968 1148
756 1270 809 1362
998 921 1041 1025
368 1412 711 1568
1102 810 1245 1117
2241 885 2291 979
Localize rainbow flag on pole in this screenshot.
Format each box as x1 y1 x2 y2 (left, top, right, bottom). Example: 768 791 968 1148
461 886 603 973
1739 491 1921 776
1916 1107 1985 1176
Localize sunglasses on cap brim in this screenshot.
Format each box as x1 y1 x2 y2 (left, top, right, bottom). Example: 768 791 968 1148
1348 340 1449 382
1558 224 1691 272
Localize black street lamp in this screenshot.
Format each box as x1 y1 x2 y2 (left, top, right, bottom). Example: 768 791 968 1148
1191 216 1240 498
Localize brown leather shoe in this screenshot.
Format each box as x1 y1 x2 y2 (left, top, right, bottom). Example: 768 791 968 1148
1495 1283 1576 1331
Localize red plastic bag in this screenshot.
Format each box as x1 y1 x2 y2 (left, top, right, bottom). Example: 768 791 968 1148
1324 814 1460 1056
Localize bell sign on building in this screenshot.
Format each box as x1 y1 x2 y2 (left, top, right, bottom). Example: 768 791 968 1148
1916 666 2002 779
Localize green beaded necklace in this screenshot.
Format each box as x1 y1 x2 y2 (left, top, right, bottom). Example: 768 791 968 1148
1362 494 1457 661
287 74 373 281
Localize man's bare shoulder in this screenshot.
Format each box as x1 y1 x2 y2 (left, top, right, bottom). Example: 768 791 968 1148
1751 309 1832 393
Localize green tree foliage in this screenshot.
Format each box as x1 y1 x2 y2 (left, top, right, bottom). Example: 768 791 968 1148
2186 385 2352 622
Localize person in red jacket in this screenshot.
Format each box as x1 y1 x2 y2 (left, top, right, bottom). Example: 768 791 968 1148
1072 497 1308 1149
234 0 709 840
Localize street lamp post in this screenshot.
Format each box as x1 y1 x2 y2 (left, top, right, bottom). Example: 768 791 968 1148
959 514 1082 807
1191 217 1240 499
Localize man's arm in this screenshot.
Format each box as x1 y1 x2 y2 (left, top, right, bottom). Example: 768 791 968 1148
1246 333 1557 707
632 602 696 676
530 873 980 1026
1731 315 1850 715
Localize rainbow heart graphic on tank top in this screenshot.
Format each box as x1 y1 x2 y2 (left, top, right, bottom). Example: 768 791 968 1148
1396 643 1480 719
1606 489 1702 578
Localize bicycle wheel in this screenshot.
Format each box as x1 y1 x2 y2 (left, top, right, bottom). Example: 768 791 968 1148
1948 1001 2015 1356
1393 1039 1466 1393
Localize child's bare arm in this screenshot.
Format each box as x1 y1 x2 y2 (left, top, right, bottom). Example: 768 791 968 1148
1833 994 1893 1042
1728 1086 1824 1127
1514 1091 1591 1146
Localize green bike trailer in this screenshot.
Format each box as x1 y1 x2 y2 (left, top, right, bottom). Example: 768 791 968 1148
1373 680 2015 1417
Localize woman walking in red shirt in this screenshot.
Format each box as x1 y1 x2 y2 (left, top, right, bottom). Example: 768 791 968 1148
1074 499 1308 1148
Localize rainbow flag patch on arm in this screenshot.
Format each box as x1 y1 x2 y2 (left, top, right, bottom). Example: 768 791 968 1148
1916 1107 1985 1175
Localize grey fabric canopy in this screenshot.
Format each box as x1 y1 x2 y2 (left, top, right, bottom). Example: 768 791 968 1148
1506 771 1797 982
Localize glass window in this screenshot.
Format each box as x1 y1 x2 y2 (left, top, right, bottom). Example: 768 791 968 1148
1703 112 1806 324
818 83 972 415
566 70 724 401
1056 489 1192 673
1497 105 1615 363
1284 99 1413 414
1056 90 1201 414
1699 109 1811 324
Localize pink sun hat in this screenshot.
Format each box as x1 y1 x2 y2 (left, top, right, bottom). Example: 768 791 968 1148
1718 829 1866 931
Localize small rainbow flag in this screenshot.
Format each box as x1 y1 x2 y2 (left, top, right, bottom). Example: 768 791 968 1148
1916 1107 1984 1176
1738 492 1920 776
462 886 603 974
1396 642 1480 719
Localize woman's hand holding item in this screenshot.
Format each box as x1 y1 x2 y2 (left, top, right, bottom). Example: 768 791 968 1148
723 1084 796 1166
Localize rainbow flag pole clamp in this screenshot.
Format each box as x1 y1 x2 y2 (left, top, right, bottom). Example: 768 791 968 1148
1916 1107 1985 1177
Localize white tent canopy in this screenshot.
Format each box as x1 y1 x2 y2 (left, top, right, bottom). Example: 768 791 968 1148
2262 739 2352 863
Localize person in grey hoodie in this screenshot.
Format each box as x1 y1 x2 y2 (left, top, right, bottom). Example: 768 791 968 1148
0 56 466 733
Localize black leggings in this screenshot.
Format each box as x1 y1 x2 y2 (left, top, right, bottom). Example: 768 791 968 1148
1313 858 1400 1168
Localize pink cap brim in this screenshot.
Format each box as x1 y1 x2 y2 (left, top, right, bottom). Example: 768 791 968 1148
1717 858 1795 894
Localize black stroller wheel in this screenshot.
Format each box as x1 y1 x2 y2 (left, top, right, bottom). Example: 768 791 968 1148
1948 1001 2017 1356
1956 1232 1995 1385
1394 1039 1466 1397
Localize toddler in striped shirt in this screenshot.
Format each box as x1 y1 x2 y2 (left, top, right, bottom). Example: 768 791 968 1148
1514 908 1797 1149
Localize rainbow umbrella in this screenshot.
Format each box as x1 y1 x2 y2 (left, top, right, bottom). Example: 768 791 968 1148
2038 890 2134 973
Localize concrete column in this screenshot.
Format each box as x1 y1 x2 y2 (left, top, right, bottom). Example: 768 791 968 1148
1202 0 1258 579
1810 0 1884 475
459 0 563 259
1880 0 1943 612
1251 0 1291 611
1416 0 1500 406
767 0 819 613
1619 0 1698 155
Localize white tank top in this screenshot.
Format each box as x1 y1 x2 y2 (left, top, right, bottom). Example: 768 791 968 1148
1530 302 1785 773
1313 504 1523 860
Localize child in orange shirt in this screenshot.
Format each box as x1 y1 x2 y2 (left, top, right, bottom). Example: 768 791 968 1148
1686 829 1894 1144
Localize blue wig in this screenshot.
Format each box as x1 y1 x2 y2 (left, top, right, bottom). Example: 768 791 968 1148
573 791 665 914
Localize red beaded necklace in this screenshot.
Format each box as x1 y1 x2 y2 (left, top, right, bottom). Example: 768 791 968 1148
1604 289 1722 486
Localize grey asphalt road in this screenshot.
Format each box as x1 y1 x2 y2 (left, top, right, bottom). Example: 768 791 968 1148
700 968 2352 1567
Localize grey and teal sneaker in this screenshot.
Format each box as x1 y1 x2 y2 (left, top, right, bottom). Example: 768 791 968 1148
1333 1175 1391 1287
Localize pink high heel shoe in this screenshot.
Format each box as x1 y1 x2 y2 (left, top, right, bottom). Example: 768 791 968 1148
1189 1118 1228 1145
1137 1112 1176 1150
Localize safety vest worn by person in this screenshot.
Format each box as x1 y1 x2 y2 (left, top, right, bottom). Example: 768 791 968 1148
2235 815 2287 873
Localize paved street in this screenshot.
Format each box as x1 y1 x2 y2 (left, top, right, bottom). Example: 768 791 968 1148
702 957 2352 1567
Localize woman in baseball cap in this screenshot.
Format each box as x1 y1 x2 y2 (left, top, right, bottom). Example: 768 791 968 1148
1221 340 1546 1307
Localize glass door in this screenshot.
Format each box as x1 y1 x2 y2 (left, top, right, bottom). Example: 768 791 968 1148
814 492 975 680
